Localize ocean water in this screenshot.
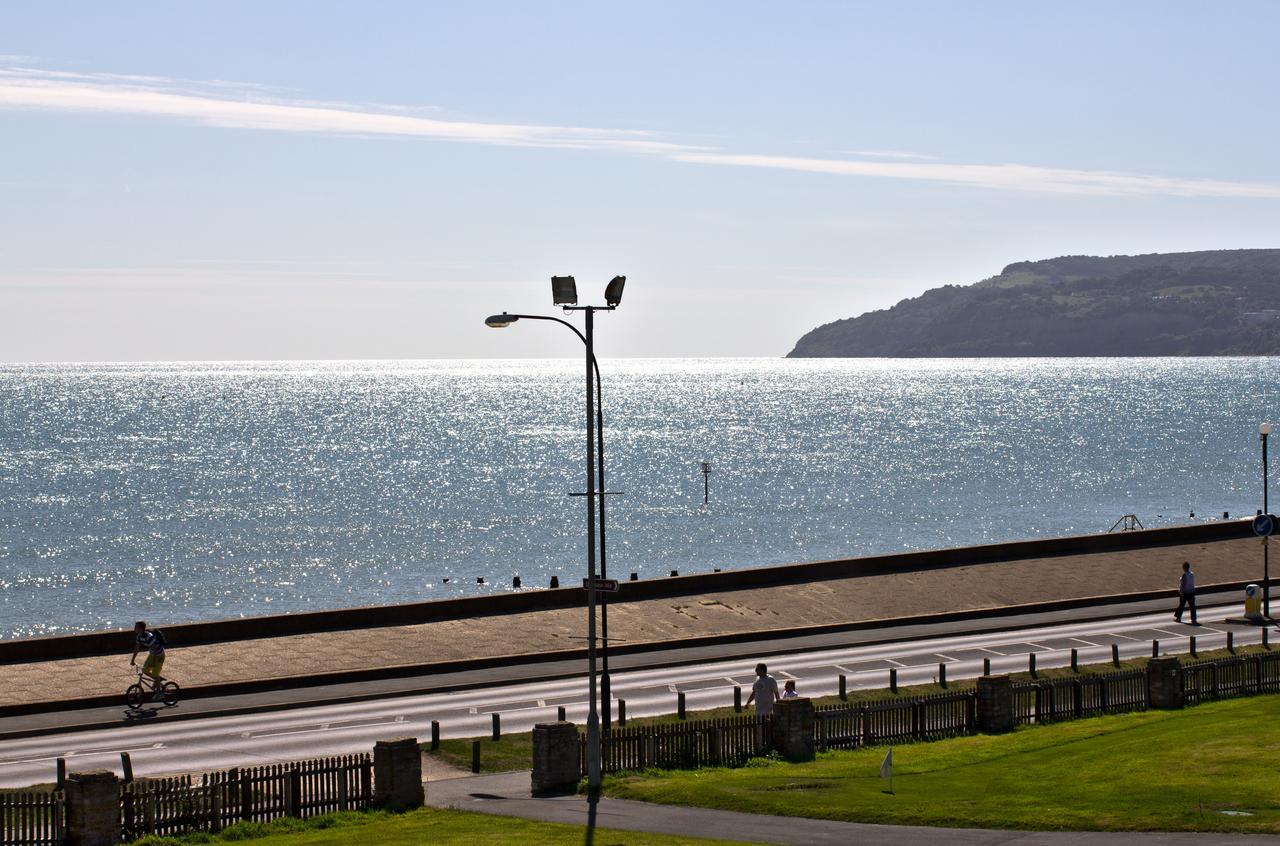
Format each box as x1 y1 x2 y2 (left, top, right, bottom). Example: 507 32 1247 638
0 357 1274 640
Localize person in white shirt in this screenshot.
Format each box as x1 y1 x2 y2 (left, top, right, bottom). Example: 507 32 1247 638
746 662 780 749
1175 561 1198 625
781 679 798 699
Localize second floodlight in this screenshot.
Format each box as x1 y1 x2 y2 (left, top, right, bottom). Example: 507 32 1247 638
552 276 578 306
605 275 626 308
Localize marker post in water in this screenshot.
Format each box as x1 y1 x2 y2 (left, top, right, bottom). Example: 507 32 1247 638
700 461 712 504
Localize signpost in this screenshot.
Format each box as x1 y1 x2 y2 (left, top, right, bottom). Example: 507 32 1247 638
583 577 620 593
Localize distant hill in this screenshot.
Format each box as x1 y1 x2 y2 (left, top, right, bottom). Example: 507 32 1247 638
787 249 1280 357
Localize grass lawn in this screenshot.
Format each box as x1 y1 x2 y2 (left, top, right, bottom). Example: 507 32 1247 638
128 807 749 846
426 645 1268 775
602 696 1280 834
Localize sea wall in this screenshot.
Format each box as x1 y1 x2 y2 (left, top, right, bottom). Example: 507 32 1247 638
0 520 1251 663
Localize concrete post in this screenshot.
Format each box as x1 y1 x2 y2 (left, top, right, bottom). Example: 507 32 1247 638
372 737 424 809
1147 656 1183 709
64 770 120 846
976 675 1014 733
772 697 815 762
531 722 581 795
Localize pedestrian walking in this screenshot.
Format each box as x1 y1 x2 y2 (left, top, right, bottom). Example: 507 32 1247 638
1175 561 1198 625
745 662 780 750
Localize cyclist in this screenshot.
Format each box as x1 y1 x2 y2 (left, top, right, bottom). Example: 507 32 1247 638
130 620 166 693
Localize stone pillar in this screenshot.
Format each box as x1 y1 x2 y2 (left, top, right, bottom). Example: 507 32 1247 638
1147 656 1183 709
531 722 581 795
772 697 815 762
65 770 120 846
976 675 1014 733
373 737 424 809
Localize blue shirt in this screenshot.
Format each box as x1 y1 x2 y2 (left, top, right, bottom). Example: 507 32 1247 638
136 630 164 656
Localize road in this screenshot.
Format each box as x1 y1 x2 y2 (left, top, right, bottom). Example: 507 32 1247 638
0 599 1264 787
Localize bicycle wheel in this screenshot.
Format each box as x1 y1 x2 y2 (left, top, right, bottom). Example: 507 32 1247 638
161 681 180 707
125 684 145 709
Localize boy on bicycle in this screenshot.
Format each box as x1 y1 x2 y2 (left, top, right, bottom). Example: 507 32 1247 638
131 621 165 686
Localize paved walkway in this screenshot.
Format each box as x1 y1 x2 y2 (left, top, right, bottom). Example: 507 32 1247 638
426 771 1280 845
5 536 1261 708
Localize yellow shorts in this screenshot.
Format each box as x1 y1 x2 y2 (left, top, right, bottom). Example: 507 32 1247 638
142 654 165 679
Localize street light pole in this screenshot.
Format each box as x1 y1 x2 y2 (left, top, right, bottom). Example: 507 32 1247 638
582 306 601 791
1263 422 1272 618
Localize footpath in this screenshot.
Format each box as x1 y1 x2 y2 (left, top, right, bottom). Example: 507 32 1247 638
2 532 1263 712
426 771 1280 846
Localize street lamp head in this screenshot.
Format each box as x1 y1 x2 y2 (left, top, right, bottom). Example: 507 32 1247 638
604 275 626 307
1263 422 1273 437
485 313 518 328
551 276 578 306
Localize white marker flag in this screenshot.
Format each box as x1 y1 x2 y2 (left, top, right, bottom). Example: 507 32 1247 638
879 747 893 779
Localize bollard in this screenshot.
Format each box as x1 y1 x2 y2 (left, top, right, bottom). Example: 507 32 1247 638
618 699 627 727
1152 640 1160 658
630 572 638 580
1028 653 1037 678
550 576 559 588
670 570 679 577
430 721 440 751
1071 648 1079 672
471 740 481 774
939 663 947 688
56 758 66 789
1266 629 1271 649
1190 635 1197 657
1228 631 1235 653
889 668 898 693
120 752 134 783
677 691 686 719
492 713 501 741
512 575 521 589
983 658 991 676
733 686 742 713
1112 643 1120 667
557 705 566 721
839 674 847 700
476 577 484 584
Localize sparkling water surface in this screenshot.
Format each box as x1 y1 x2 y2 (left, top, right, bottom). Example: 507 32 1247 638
0 357 1274 639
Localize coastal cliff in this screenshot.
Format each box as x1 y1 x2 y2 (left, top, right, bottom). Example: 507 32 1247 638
788 248 1280 357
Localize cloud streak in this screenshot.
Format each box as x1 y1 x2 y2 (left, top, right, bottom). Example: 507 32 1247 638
2 66 1278 199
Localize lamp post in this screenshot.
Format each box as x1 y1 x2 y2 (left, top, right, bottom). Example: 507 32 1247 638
485 274 625 793
1263 421 1272 618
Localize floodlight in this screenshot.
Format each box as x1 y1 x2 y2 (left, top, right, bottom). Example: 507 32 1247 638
551 276 578 306
485 313 518 328
604 275 626 308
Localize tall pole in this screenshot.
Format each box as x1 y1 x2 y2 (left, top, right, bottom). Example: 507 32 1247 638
1265 430 1271 618
595 364 610 733
584 307 601 792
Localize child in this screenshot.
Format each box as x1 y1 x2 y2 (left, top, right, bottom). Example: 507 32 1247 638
782 679 798 699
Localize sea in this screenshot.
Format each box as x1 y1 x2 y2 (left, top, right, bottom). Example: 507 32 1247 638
0 357 1275 640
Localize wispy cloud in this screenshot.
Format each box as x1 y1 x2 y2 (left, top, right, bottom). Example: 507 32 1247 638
671 152 1280 199
2 66 1278 199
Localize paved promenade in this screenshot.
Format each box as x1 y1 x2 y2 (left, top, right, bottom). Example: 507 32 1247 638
426 771 1280 845
4 535 1262 709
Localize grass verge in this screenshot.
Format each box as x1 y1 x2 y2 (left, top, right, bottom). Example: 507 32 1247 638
126 807 748 845
425 644 1270 774
602 695 1280 833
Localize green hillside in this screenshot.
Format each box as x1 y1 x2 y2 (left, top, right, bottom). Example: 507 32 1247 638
787 249 1280 357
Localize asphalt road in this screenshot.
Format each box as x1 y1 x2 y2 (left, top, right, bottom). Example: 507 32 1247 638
0 599 1263 788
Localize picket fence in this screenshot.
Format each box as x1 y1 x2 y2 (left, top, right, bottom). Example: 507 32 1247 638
1182 652 1280 704
0 792 61 846
1012 669 1147 725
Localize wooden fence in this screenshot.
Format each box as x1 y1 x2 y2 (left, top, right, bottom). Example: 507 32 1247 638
1012 669 1147 725
0 792 62 846
816 690 975 750
593 714 767 772
120 754 372 841
1182 652 1280 704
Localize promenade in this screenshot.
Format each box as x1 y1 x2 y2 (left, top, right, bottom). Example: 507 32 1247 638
3 534 1263 710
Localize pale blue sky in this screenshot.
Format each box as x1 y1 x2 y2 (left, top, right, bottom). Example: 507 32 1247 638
2 1 1278 360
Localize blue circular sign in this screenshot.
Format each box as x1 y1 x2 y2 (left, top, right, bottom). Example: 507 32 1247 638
1254 514 1275 537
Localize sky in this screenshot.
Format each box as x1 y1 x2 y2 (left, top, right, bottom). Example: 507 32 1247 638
2 1 1279 361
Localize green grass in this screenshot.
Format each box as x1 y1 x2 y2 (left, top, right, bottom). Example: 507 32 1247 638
603 695 1280 833
426 645 1271 774
127 807 747 845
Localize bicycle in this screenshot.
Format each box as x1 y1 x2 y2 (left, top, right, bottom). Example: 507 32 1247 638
126 666 180 709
